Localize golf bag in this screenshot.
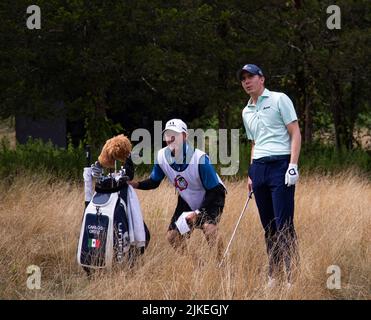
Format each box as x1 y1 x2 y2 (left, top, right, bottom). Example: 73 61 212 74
77 158 150 270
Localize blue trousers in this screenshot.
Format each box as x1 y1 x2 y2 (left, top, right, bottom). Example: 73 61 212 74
249 155 298 279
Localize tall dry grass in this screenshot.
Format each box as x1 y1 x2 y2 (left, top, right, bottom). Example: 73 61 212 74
0 172 370 300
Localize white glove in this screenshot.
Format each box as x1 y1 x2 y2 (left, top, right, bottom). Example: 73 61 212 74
91 161 103 178
285 163 299 186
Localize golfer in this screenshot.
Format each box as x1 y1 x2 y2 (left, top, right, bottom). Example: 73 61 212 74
238 64 301 286
129 119 226 256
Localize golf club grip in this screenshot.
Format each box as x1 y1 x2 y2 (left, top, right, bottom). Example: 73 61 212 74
85 145 91 167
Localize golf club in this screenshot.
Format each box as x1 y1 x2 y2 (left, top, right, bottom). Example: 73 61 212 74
218 190 253 268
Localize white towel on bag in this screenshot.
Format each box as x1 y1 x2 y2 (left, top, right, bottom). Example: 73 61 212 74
83 167 93 202
126 185 146 248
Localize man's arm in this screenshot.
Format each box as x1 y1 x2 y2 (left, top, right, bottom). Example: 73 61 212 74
123 155 134 180
286 121 301 164
128 163 165 190
134 178 161 190
278 93 301 164
247 141 255 192
187 185 226 224
250 141 255 164
198 184 226 221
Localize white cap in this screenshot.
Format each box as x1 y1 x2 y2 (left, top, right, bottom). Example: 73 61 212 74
163 119 188 134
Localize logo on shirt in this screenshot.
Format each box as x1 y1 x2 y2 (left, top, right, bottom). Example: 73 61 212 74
174 175 188 191
263 105 271 110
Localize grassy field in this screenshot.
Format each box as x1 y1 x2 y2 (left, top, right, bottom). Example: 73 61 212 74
0 171 369 300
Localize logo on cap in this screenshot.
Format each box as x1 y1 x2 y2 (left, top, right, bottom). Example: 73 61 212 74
164 119 188 134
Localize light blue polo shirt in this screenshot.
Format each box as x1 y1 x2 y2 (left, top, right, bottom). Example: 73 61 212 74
242 88 298 159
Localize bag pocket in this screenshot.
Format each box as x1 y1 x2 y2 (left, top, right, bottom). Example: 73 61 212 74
80 213 110 267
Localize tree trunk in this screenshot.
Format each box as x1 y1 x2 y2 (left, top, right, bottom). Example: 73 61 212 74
331 78 345 150
347 68 358 149
216 19 229 130
218 106 227 129
295 68 304 135
304 99 313 144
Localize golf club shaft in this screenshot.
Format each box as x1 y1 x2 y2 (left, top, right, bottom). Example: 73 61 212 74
219 191 253 267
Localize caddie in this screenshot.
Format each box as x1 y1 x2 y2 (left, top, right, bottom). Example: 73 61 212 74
129 119 226 256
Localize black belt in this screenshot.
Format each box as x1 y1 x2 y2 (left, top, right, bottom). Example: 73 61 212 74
253 154 290 163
